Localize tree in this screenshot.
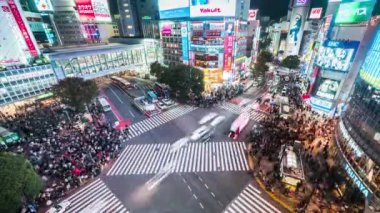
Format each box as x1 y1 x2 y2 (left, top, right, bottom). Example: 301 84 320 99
150 63 204 102
53 77 98 112
281 55 300 71
0 153 43 213
257 50 273 64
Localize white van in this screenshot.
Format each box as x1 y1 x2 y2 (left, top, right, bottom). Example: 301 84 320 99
190 126 213 142
97 96 111 112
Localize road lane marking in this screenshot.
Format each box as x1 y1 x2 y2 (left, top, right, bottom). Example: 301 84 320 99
109 87 123 103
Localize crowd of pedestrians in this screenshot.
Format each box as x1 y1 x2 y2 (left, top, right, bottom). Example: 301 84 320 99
0 100 125 207
189 84 244 107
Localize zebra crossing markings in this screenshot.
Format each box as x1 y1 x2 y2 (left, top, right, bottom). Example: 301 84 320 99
126 105 197 140
107 141 249 176
218 102 266 121
62 179 128 213
223 184 282 213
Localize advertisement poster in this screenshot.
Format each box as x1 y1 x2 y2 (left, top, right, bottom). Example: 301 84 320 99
76 0 111 22
159 0 190 19
286 6 308 55
223 21 234 71
8 0 38 57
315 78 340 100
316 40 359 71
76 0 95 21
294 0 310 7
33 0 53 12
181 22 189 64
335 1 375 24
190 0 236 18
91 0 111 22
248 9 258 21
309 7 322 19
161 23 172 35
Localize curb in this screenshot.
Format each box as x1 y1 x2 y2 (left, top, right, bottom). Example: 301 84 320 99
255 177 295 213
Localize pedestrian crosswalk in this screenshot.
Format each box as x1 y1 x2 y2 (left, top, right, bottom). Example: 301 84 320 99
223 184 282 213
63 179 128 213
107 141 249 176
127 105 197 140
218 102 266 122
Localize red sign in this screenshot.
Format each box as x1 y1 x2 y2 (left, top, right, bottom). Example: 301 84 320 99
248 9 258 21
7 0 38 57
223 36 234 71
75 0 95 21
309 7 322 19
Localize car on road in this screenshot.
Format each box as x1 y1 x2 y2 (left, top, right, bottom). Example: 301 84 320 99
199 112 218 125
190 125 213 142
46 201 71 213
210 115 226 127
252 81 258 87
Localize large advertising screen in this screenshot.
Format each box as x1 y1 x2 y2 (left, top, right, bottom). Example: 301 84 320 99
314 78 340 100
248 9 258 21
190 0 236 18
286 6 308 55
316 40 359 71
360 27 380 90
75 0 111 22
159 0 190 19
335 1 375 24
33 0 53 12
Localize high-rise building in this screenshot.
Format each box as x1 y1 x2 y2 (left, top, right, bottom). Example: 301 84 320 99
307 0 377 113
158 0 250 90
0 0 40 67
117 0 159 37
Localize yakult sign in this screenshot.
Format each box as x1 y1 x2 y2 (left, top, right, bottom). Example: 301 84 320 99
190 0 236 17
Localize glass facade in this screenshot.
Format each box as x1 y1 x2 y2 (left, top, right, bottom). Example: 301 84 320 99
50 46 148 79
0 65 57 106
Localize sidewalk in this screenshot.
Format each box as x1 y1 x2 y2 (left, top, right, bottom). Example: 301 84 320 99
246 151 297 212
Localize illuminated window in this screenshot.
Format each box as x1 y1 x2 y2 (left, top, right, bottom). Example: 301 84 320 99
125 9 129 13
123 3 128 7
128 25 133 29
126 15 130 18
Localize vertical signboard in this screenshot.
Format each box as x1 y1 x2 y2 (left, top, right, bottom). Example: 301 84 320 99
33 0 54 12
223 21 234 71
286 6 308 55
181 22 189 64
309 8 323 19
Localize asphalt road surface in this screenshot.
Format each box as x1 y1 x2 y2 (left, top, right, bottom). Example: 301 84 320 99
57 84 287 213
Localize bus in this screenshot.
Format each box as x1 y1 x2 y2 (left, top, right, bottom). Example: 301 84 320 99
97 96 112 112
228 112 250 140
111 76 133 91
0 126 20 145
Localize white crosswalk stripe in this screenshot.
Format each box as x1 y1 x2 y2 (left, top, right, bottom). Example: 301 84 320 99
223 184 282 213
107 141 249 176
126 105 197 140
218 102 266 122
63 179 128 213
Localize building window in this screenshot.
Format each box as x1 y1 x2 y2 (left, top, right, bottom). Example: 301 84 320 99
128 25 133 29
129 34 134 36
125 9 129 13
126 15 130 18
123 3 128 7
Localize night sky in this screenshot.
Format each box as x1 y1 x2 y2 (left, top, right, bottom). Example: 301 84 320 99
250 0 328 20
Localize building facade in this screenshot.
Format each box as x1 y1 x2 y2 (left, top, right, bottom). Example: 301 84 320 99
333 23 380 212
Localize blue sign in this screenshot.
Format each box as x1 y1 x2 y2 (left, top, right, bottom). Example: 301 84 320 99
159 8 190 19
344 163 372 198
181 22 189 63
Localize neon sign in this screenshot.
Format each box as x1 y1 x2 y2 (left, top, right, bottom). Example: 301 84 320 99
344 163 371 198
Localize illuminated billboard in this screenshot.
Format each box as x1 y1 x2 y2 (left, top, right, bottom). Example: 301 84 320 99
33 0 53 12
181 22 189 64
286 6 308 55
159 0 190 19
223 20 235 71
315 78 340 100
309 8 322 19
0 0 39 66
294 0 310 7
316 40 359 71
248 9 258 21
75 0 111 22
335 1 375 24
190 0 236 18
360 27 380 90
